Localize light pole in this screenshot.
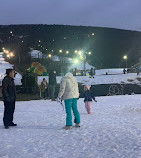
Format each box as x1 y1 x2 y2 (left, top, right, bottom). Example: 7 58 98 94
83 54 86 76
80 51 91 76
123 55 127 68
73 50 92 76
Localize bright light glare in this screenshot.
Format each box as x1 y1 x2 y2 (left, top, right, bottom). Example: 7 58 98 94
74 59 79 64
10 52 14 57
123 55 127 60
88 52 91 55
5 50 9 54
78 51 82 55
48 54 52 58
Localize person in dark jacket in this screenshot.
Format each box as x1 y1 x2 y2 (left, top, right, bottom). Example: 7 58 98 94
89 68 95 77
49 70 57 101
40 78 48 99
2 69 17 129
80 85 97 114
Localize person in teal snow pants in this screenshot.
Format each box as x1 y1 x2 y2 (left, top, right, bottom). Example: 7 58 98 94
64 98 80 126
57 72 80 130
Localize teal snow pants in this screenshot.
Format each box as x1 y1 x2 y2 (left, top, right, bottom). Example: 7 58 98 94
64 98 80 126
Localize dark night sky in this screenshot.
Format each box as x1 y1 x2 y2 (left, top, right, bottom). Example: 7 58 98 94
0 0 141 31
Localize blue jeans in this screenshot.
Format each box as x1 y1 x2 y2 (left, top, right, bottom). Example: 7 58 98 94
49 85 55 99
64 98 80 126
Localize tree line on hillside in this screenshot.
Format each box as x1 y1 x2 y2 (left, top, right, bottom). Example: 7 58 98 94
0 24 141 73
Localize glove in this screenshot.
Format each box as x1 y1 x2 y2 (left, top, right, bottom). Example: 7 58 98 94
57 97 61 103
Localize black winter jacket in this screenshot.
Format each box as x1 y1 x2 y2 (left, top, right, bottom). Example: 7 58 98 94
81 90 95 102
2 76 16 102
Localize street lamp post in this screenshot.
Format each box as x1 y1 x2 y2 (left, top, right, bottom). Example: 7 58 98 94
123 55 127 68
83 54 86 76
77 50 92 76
123 55 128 74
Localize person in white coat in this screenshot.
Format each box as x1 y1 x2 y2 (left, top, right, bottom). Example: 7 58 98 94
57 72 80 129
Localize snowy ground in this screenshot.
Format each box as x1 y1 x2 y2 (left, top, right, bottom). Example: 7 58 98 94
0 95 141 158
38 73 140 86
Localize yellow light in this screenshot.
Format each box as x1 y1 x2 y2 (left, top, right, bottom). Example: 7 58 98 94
88 52 91 55
74 50 78 53
2 47 5 50
123 55 127 60
48 54 52 58
7 54 10 58
78 51 82 55
10 52 14 57
39 40 41 43
10 31 13 34
59 49 62 53
74 59 79 64
5 50 9 54
92 33 95 36
66 51 69 54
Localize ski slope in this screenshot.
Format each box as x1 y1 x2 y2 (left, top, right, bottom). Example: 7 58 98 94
0 52 22 86
0 95 141 158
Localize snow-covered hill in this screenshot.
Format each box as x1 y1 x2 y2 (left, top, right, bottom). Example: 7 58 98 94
0 52 22 86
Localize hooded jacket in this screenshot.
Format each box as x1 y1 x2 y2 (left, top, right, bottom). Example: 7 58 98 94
81 90 95 102
80 85 95 102
58 72 79 100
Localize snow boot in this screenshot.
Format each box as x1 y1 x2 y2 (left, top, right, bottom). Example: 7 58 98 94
75 123 80 127
5 125 9 129
63 126 72 130
9 122 17 126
